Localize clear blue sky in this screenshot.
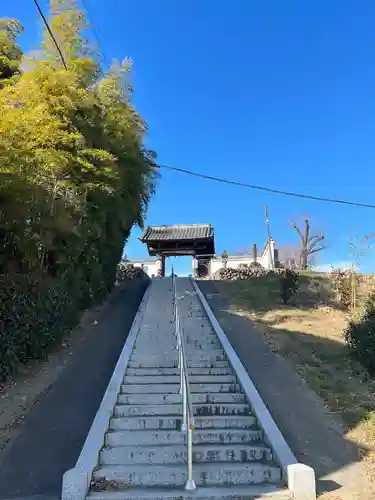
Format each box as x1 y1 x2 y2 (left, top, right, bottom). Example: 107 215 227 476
6 0 375 274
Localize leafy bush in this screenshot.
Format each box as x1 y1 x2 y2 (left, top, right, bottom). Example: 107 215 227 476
116 262 149 281
213 266 268 280
0 273 79 381
330 268 352 308
213 266 300 304
0 4 157 381
344 288 375 372
237 263 249 270
277 268 300 305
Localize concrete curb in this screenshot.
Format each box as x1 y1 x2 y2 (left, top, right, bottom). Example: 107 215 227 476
61 283 152 500
192 279 316 500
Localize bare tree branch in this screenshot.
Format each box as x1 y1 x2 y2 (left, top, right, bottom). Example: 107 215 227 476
309 245 325 255
291 220 304 241
308 235 324 252
291 218 325 269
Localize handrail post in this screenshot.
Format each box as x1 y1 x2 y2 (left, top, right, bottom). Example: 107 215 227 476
177 313 180 362
185 413 196 490
179 340 183 395
172 275 196 491
181 371 187 431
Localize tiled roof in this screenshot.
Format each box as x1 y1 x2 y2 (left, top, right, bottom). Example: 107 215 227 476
140 224 214 242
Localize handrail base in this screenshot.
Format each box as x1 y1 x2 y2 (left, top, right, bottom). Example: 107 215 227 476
184 479 197 491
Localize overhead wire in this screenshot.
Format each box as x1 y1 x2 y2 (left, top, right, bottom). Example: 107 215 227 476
32 0 68 70
156 164 375 209
32 0 373 212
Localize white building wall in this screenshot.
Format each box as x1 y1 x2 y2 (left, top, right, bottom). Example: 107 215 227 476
208 240 276 276
259 239 276 269
209 256 254 275
131 260 161 278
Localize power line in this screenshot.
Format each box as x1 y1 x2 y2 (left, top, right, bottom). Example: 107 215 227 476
157 164 375 209
32 0 68 70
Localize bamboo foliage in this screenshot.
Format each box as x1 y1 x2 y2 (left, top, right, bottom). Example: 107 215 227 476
0 2 157 380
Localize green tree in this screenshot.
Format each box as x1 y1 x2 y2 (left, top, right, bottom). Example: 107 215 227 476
0 0 157 380
0 18 23 86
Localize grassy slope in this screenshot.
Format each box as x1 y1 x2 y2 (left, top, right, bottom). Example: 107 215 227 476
213 273 375 478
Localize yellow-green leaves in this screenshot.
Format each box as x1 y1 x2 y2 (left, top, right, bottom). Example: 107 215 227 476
1 2 157 380
0 18 23 86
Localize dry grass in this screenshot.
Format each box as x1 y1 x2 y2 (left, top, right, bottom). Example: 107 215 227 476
214 275 375 485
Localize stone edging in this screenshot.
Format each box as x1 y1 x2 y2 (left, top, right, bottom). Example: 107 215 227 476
192 279 316 500
61 282 152 500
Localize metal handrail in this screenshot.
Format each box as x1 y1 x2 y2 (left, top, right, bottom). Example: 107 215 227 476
171 270 196 491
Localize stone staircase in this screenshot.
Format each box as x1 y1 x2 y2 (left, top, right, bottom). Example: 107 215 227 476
85 277 293 500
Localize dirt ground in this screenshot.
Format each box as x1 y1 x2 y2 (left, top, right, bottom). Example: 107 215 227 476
0 279 137 458
209 275 375 498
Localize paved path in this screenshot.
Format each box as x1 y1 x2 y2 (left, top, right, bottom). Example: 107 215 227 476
0 280 148 500
198 280 373 499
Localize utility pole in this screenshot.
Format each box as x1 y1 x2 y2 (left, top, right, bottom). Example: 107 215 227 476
265 205 274 270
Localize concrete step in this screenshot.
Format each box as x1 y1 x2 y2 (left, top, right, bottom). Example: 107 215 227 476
134 337 176 343
87 485 292 500
184 343 222 349
130 356 178 363
134 341 177 348
193 416 257 429
120 383 241 394
117 393 246 405
100 443 272 465
188 361 230 368
122 375 236 385
183 345 222 351
183 334 219 339
183 333 217 338
93 462 282 487
187 354 227 362
110 417 179 431
127 360 230 369
125 367 233 376
131 354 227 363
128 360 178 368
105 428 264 447
184 335 218 340
120 384 179 394
109 415 257 431
190 383 241 393
136 334 218 341
183 348 224 354
113 403 251 417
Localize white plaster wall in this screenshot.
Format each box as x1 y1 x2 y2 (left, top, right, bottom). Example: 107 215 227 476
132 261 161 278
259 240 276 269
209 240 276 276
210 256 254 275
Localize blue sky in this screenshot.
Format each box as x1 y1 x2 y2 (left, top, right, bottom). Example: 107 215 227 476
6 0 375 275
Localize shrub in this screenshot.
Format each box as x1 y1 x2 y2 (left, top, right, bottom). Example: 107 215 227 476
213 266 268 280
237 263 249 270
0 273 79 381
344 288 375 372
116 262 149 281
330 268 352 308
0 4 157 383
276 268 300 305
